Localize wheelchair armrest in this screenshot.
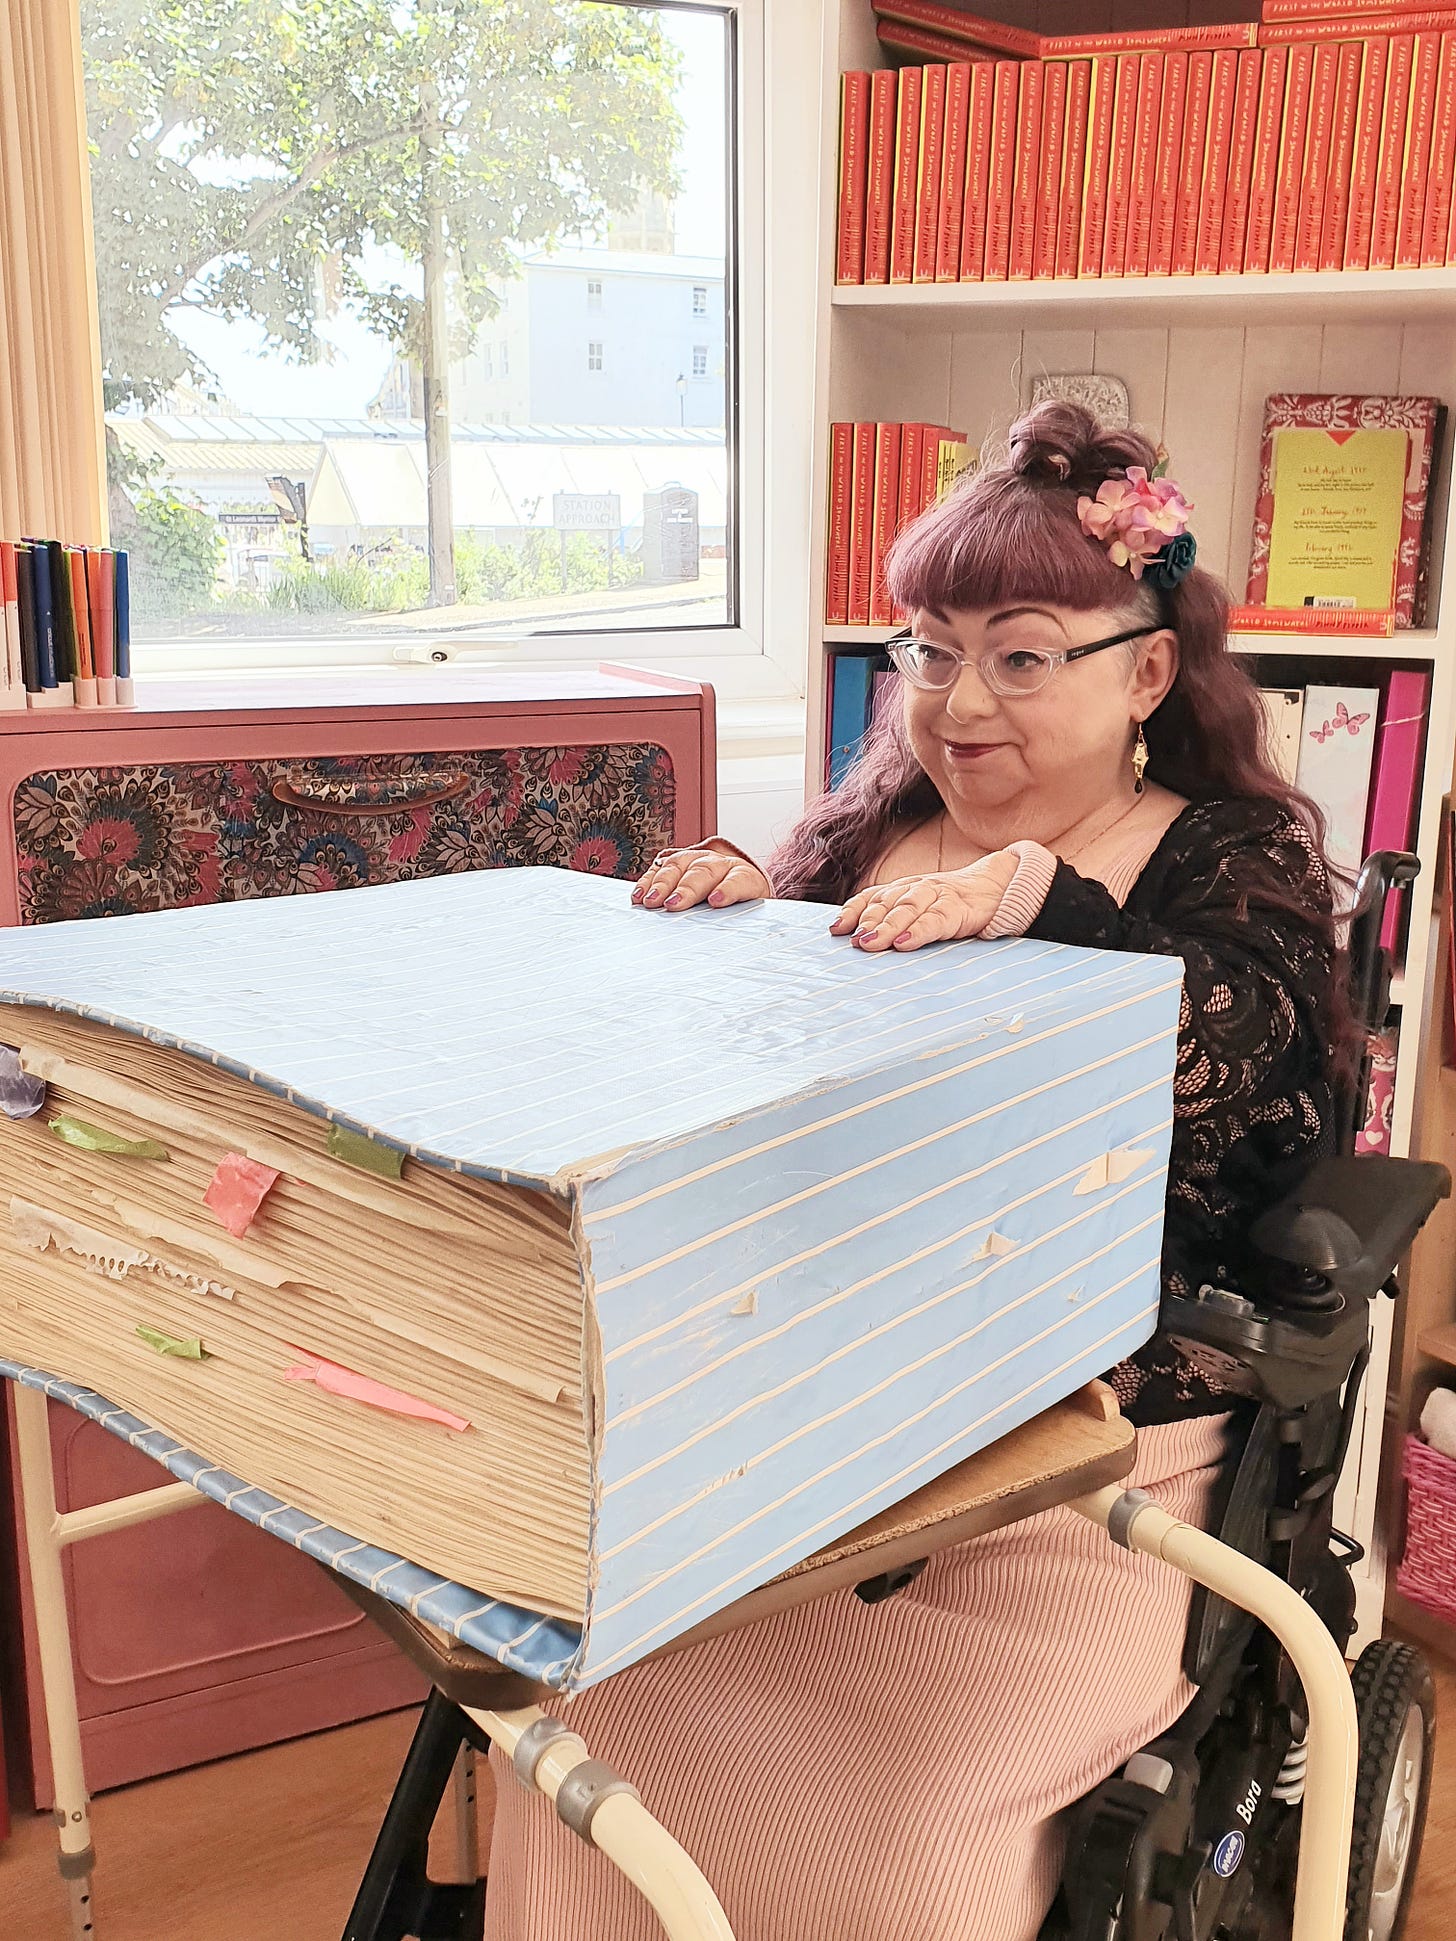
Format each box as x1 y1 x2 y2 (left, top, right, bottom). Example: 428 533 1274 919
1250 1154 1450 1304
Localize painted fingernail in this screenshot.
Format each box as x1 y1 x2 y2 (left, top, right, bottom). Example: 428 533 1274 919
707 889 726 906
664 893 682 909
856 929 878 945
894 932 913 946
631 888 643 903
643 889 663 905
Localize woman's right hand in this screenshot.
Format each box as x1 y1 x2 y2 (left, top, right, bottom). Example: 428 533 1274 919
632 841 772 911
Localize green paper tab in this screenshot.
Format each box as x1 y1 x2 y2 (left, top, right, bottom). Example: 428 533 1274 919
326 1124 403 1179
49 1116 169 1159
136 1325 207 1361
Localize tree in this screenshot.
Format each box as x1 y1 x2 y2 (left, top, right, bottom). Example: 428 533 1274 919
83 0 682 603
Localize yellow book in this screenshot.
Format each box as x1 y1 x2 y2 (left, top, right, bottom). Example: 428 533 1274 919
1263 424 1408 612
935 438 977 502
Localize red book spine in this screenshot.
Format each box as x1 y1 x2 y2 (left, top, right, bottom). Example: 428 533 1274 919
1260 8 1456 42
1318 40 1365 265
1422 32 1456 258
1148 52 1189 275
897 424 926 533
1270 40 1315 269
1371 34 1416 265
874 1 1042 61
1125 54 1166 275
1008 59 1045 278
1101 53 1143 274
847 423 877 626
1043 24 1257 55
825 423 853 626
868 423 903 626
1056 60 1094 276
921 423 952 515
1032 60 1068 278
1397 32 1443 261
960 61 996 277
1195 51 1240 272
836 72 872 284
1294 43 1341 269
877 21 1000 64
936 64 973 279
863 69 898 284
1263 0 1444 18
1244 43 1290 268
890 65 923 284
1343 36 1391 264
983 61 1021 279
913 64 947 282
1080 56 1120 275
1220 49 1265 270
1173 53 1215 271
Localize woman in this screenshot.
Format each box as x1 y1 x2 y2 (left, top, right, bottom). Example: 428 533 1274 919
484 403 1342 1941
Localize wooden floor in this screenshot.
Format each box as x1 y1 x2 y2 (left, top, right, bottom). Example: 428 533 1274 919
3 1665 1455 1939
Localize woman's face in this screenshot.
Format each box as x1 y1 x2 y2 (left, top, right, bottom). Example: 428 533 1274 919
902 601 1178 818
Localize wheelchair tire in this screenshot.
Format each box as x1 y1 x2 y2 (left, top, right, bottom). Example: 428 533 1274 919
1343 1640 1436 1941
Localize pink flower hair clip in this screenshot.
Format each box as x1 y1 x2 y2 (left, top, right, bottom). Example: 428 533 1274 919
1077 466 1196 590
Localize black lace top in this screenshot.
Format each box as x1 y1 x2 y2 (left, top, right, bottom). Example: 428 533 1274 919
1022 796 1338 1425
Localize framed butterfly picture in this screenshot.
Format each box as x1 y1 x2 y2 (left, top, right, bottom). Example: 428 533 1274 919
1293 683 1381 881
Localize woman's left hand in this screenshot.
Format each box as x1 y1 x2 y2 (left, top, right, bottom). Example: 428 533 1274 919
830 856 1018 952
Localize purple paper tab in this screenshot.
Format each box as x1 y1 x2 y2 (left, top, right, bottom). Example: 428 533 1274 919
0 1045 46 1120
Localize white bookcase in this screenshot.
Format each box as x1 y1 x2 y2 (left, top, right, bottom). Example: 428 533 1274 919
806 0 1456 1643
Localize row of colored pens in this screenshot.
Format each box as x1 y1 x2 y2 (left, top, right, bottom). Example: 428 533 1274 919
0 540 132 710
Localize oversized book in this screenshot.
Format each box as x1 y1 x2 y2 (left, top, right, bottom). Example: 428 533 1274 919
0 873 1180 1689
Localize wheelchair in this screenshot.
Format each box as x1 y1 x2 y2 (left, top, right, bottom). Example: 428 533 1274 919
340 852 1449 1941
1040 849 1449 1941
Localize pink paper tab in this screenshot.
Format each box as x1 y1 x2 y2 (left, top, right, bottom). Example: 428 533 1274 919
282 1350 471 1433
204 1152 280 1237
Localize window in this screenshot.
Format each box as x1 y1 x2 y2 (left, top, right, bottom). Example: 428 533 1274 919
81 0 743 656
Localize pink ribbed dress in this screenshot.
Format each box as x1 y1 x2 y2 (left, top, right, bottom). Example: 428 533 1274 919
485 802 1224 1941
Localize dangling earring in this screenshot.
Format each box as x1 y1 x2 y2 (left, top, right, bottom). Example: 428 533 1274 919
1132 726 1149 795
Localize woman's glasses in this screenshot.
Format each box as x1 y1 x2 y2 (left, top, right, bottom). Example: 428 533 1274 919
885 622 1159 697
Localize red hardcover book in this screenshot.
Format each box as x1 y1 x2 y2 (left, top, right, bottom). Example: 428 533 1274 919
1244 43 1290 268
890 65 924 283
1371 34 1416 265
983 60 1021 279
1101 53 1143 274
1009 58 1045 278
1270 40 1315 269
1079 55 1120 275
914 64 948 282
1422 32 1456 259
1195 50 1241 273
1173 53 1215 271
1146 52 1188 276
1343 36 1391 263
868 423 904 626
1365 668 1432 948
847 423 878 626
825 423 854 626
863 69 899 284
836 72 872 284
1228 603 1397 633
873 1 1042 60
897 424 927 532
1218 49 1265 270
1294 43 1341 270
1262 0 1444 18
1245 392 1442 627
1034 60 1068 278
1396 32 1443 261
936 63 974 279
877 21 1000 65
1260 7 1456 42
1125 54 1167 275
1057 60 1094 276
960 61 997 277
1043 24 1258 55
1318 40 1366 264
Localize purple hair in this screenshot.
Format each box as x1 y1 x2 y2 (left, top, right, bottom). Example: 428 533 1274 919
771 400 1336 908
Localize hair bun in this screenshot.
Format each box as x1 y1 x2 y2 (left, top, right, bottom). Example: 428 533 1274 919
1007 399 1159 496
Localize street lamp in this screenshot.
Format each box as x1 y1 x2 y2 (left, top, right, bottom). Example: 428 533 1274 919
676 372 686 427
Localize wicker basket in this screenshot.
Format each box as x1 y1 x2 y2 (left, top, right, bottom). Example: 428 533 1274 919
1396 1432 1456 1622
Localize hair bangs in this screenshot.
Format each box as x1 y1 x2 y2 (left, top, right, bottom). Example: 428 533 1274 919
884 475 1142 621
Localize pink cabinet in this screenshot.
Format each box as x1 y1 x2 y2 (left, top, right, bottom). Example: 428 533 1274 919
0 664 716 1802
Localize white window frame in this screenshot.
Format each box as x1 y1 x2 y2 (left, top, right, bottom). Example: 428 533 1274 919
587 339 604 372
587 276 604 309
691 344 709 378
692 282 708 314
499 340 509 377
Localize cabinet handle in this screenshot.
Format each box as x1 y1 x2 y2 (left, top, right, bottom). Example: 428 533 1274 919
270 774 470 817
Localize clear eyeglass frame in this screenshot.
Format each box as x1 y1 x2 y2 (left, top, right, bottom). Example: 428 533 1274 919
884 622 1160 697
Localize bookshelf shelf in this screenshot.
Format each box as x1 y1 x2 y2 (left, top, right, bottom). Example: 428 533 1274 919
826 625 1441 662
832 269 1456 331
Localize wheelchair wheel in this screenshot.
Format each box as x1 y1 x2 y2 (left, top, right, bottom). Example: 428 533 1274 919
1344 1640 1436 1941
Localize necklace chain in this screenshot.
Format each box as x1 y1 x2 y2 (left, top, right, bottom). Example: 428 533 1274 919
936 793 1142 872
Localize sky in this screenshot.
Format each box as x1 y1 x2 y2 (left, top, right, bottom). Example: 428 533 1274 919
163 4 728 419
